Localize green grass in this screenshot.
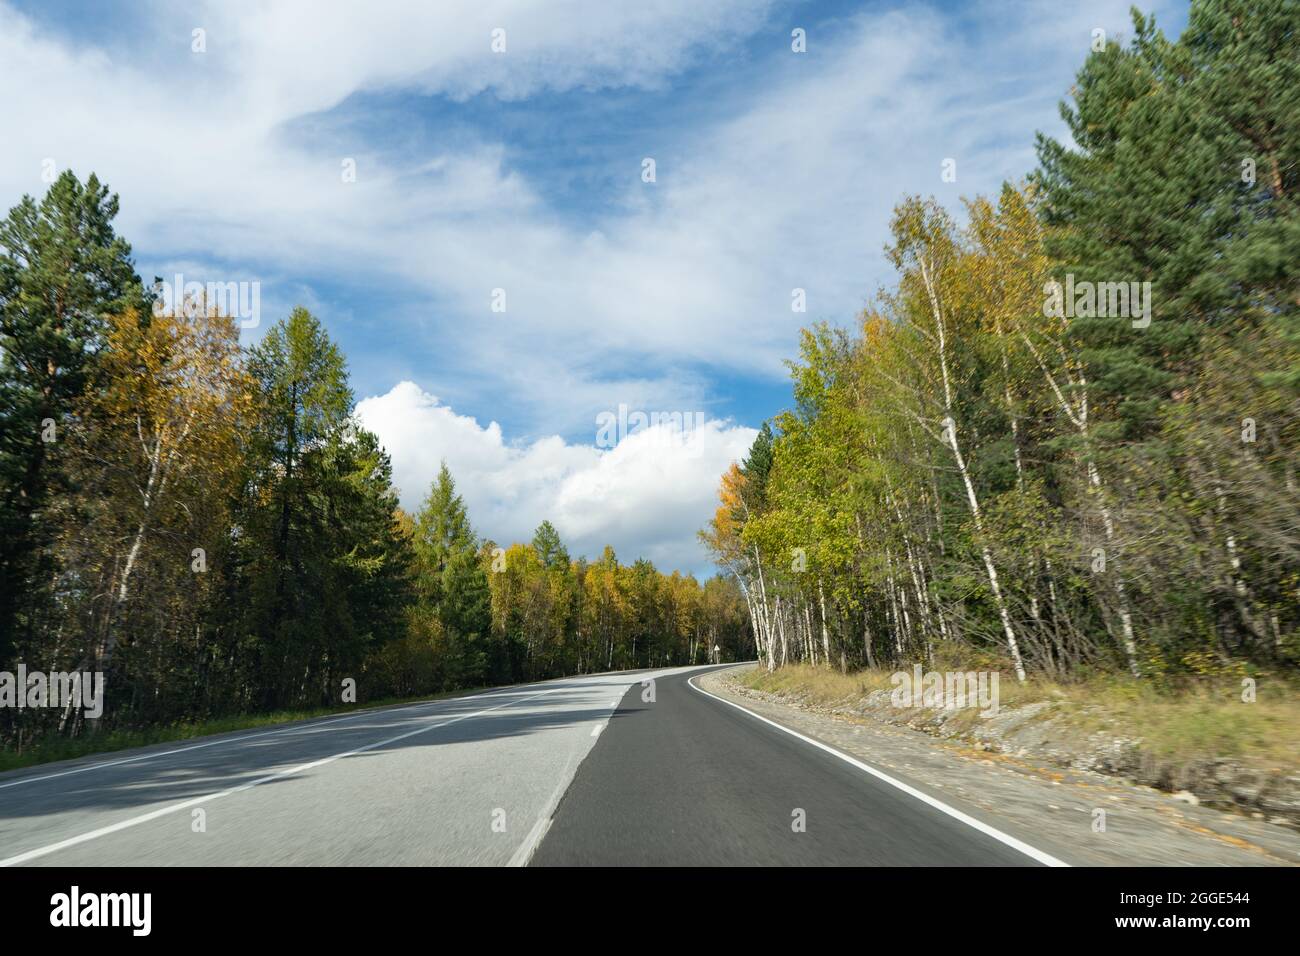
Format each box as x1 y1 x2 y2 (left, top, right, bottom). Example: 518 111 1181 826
0 686 488 774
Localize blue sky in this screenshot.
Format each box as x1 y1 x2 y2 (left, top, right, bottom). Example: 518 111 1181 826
0 0 1187 574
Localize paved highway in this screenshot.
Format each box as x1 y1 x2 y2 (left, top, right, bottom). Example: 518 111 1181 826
534 666 1055 865
0 664 1061 866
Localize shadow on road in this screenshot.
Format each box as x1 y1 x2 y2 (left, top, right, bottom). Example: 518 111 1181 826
0 681 644 824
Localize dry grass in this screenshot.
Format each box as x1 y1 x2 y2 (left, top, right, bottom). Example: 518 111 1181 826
1058 678 1300 764
739 663 889 704
741 661 1300 769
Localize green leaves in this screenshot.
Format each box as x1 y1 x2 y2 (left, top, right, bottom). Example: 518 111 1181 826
0 173 753 747
412 464 490 687
0 170 140 661
531 520 570 571
233 308 412 709
1034 0 1299 436
708 0 1300 680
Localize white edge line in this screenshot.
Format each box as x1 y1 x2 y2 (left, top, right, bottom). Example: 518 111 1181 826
688 673 1070 868
508 772 571 868
507 680 630 867
508 812 554 868
0 685 551 792
0 687 560 867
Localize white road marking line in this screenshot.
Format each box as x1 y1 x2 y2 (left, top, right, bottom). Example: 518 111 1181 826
590 723 604 736
509 809 554 868
509 676 669 867
0 686 553 792
0 688 560 867
687 673 1070 868
508 771 572 868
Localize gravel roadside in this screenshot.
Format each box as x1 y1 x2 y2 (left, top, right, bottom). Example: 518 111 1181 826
698 664 1300 866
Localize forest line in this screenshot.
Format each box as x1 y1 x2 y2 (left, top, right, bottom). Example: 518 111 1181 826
703 4 1298 683
0 181 751 748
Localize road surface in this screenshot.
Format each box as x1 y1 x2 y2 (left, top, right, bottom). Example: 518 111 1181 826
0 664 1060 866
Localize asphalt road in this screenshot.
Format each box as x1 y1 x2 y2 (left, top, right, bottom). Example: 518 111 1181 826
0 664 1060 866
532 666 1051 866
0 668 673 866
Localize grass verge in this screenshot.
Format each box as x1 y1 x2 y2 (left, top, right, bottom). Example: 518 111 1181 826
739 662 1300 769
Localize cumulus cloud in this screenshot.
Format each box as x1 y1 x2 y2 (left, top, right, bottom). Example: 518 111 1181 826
356 381 756 574
1 0 1183 572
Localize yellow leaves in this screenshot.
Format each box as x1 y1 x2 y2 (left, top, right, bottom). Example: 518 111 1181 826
718 461 746 509
97 305 252 430
700 463 748 562
860 311 893 351
966 183 1052 322
393 507 416 540
79 303 254 522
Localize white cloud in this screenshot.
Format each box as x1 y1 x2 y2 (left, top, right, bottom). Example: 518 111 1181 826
356 381 755 573
0 0 786 430
0 0 1180 424
203 0 777 109
1 0 1183 571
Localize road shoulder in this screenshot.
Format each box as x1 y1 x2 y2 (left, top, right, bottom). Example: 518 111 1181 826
698 665 1300 866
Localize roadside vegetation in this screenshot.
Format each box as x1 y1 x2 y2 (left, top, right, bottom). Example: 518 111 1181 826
703 1 1299 710
0 217 751 762
740 656 1300 770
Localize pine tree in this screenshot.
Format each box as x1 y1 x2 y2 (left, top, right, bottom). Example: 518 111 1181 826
0 171 140 662
236 307 411 707
1033 1 1298 439
413 463 490 687
531 520 570 570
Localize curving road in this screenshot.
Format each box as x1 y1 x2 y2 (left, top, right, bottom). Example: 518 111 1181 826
0 664 1062 866
533 666 1057 866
